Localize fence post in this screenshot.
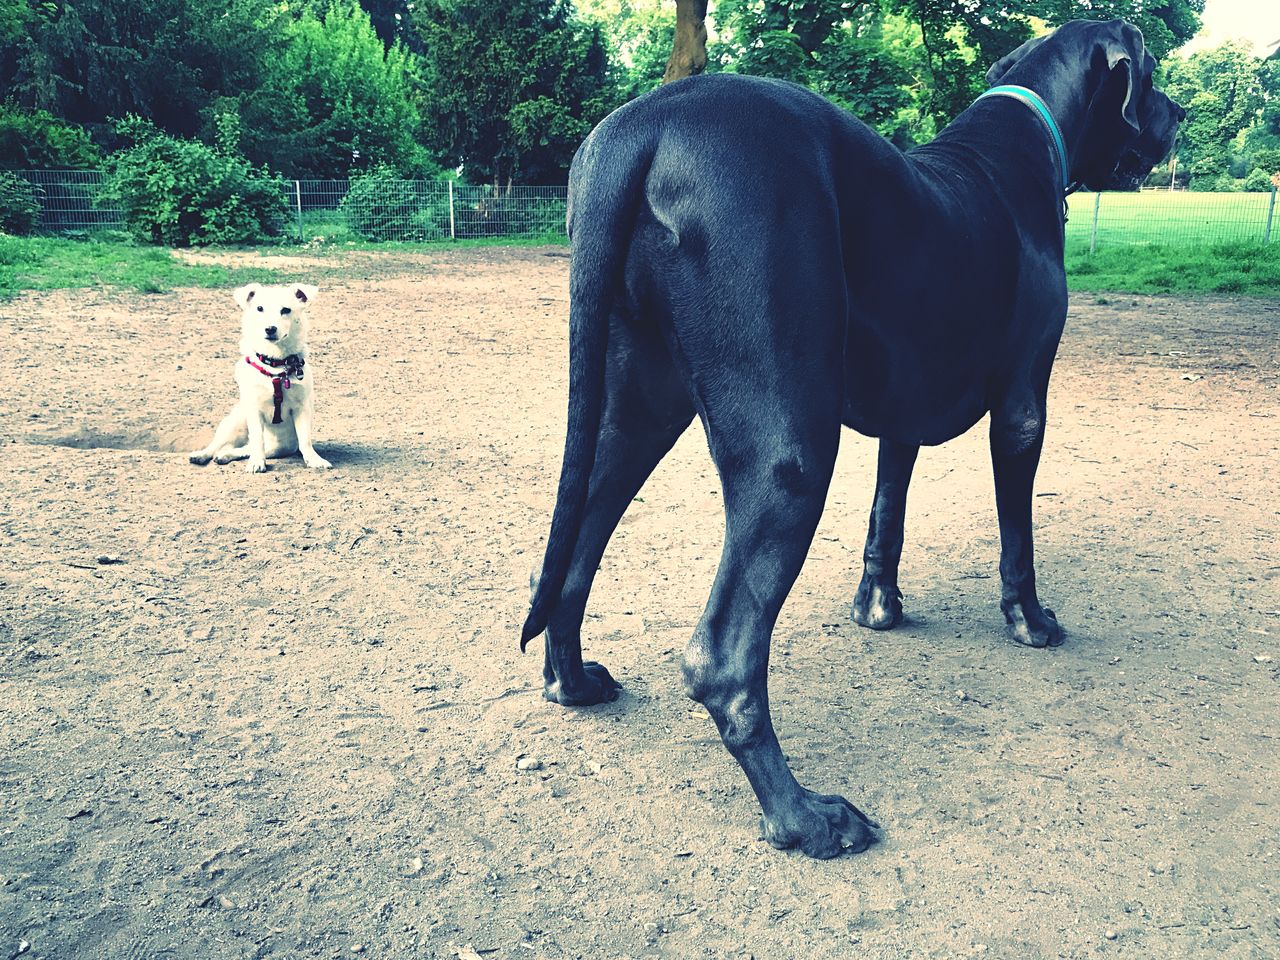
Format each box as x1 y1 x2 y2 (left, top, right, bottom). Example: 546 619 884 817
1089 191 1101 255
1264 187 1276 246
294 180 304 243
448 179 456 241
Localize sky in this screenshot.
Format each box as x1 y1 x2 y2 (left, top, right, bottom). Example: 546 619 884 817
1182 0 1280 56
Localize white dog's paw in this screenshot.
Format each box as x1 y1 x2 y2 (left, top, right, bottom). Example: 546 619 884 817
189 451 212 465
304 455 332 470
246 458 268 474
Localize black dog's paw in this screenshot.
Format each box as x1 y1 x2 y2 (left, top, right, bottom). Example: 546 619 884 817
544 661 622 706
852 576 903 631
761 789 880 859
1002 600 1063 648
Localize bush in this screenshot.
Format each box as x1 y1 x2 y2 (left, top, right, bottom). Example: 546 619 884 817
0 171 41 234
0 105 101 170
1242 168 1276 193
340 166 451 241
1196 174 1244 193
101 117 287 246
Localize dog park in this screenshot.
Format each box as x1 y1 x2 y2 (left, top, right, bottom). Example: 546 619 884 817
3 1 1280 958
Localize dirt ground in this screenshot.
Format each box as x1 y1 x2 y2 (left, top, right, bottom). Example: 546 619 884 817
1 247 1277 960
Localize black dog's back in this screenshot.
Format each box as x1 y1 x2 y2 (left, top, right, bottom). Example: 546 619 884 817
573 72 1058 446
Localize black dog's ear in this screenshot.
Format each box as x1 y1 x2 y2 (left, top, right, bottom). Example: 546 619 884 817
1102 21 1148 133
985 34 1047 86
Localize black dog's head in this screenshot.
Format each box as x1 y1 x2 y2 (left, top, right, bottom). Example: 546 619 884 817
1108 88 1186 190
986 19 1185 192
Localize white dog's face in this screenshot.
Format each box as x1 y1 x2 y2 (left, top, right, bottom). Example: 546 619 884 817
234 283 318 357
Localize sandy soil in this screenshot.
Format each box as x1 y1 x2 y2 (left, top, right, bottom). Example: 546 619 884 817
1 247 1277 960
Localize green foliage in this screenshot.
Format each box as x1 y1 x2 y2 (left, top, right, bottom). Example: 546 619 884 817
706 0 1204 137
101 117 287 246
0 105 101 169
340 165 451 241
1066 242 1280 297
0 171 40 234
1 0 286 140
577 0 675 100
1242 169 1276 192
415 0 618 184
234 0 434 179
1164 41 1266 188
711 2 915 140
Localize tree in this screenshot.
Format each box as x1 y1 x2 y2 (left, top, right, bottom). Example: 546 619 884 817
664 0 709 82
356 0 423 54
712 1 916 138
0 104 101 168
233 0 432 178
1164 41 1265 187
885 0 1204 131
578 0 677 99
0 0 284 141
1242 58 1280 178
415 0 618 185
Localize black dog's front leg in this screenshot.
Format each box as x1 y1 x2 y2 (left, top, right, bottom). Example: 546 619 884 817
852 438 919 630
990 415 1063 648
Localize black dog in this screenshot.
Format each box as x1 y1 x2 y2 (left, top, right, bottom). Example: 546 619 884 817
522 19 1183 858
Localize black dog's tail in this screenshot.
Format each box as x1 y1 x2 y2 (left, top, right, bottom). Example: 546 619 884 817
521 121 652 650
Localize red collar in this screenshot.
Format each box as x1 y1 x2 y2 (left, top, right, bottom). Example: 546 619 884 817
245 353 304 424
246 353 304 379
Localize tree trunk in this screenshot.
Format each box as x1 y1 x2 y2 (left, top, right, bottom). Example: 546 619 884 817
662 0 709 84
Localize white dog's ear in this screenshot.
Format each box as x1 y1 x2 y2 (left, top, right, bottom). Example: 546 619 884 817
293 284 319 305
234 284 260 309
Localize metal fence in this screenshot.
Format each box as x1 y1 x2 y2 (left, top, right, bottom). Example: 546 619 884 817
13 171 569 243
11 171 1280 250
16 170 126 231
1066 188 1279 252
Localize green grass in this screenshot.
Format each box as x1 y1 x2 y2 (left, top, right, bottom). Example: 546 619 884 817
3 230 1277 300
0 235 281 296
1066 241 1280 296
1066 190 1277 248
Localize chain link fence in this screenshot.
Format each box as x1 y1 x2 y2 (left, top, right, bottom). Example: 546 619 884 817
11 171 1280 251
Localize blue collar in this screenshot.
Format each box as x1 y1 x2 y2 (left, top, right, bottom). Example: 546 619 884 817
977 84 1070 193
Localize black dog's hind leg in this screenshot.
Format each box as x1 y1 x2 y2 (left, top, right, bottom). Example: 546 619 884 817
989 394 1063 648
852 438 919 630
683 377 877 859
541 319 695 705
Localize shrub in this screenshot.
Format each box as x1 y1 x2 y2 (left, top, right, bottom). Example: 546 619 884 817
1242 168 1276 193
0 171 41 234
0 105 101 170
1197 174 1243 193
340 166 450 241
101 117 287 246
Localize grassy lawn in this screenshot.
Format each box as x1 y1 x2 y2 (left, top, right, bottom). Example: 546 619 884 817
1066 241 1280 296
3 228 1279 300
1065 190 1277 248
0 233 570 297
0 235 281 295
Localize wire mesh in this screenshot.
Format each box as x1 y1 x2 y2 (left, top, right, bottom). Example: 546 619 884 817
11 172 1278 251
14 170 124 232
1066 189 1278 251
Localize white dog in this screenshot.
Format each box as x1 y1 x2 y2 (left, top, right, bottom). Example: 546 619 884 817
189 283 331 472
